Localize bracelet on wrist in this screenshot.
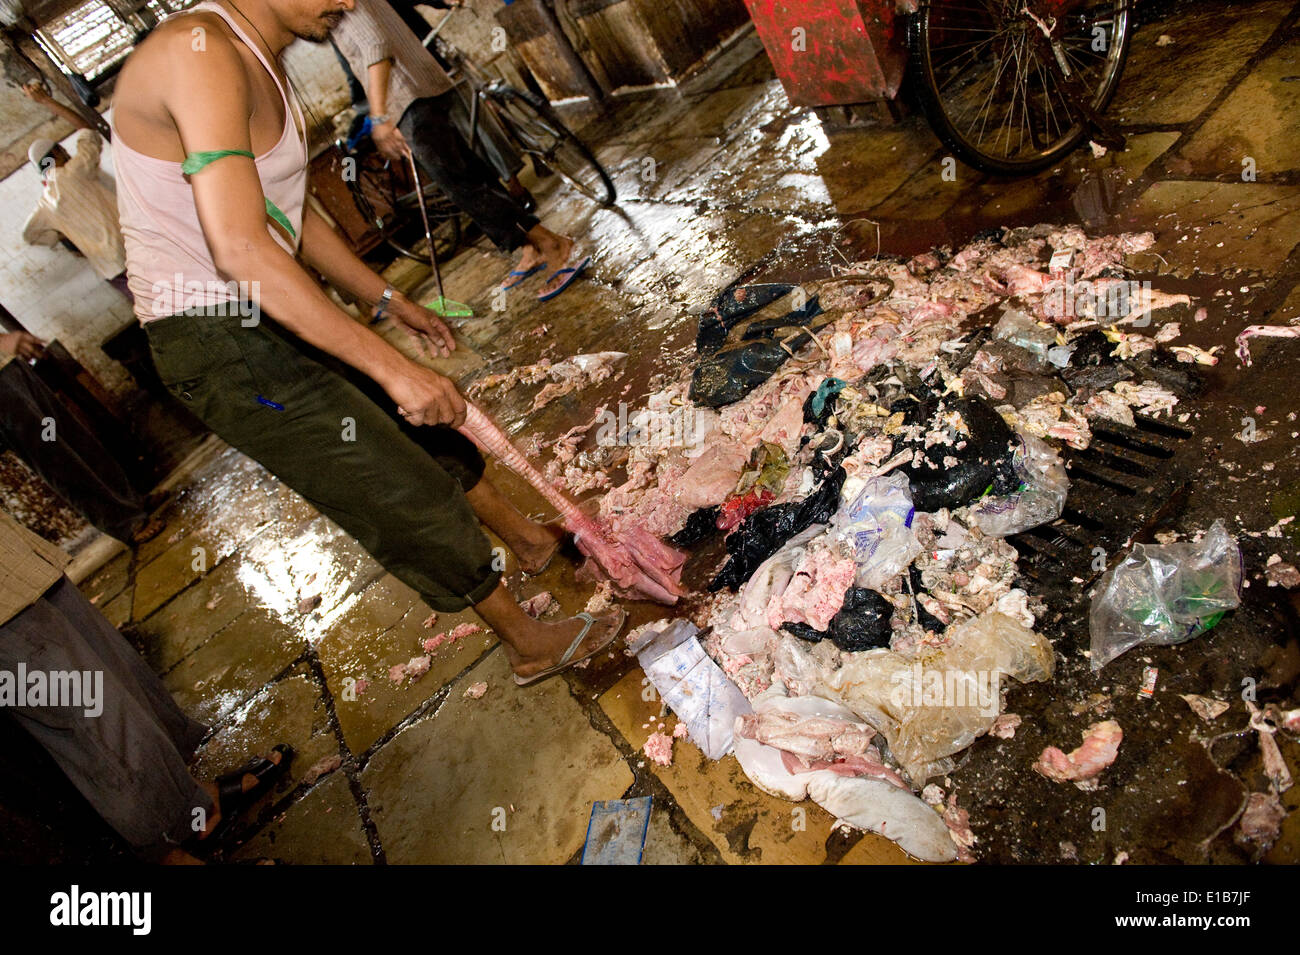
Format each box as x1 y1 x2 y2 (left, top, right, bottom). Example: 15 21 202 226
371 284 395 324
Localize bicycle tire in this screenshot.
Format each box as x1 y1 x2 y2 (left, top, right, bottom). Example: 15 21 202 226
909 0 1133 177
485 85 617 206
384 211 462 263
346 151 463 261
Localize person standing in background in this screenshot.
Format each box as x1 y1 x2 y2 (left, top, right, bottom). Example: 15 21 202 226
0 507 293 864
20 81 134 305
0 329 166 545
332 0 590 300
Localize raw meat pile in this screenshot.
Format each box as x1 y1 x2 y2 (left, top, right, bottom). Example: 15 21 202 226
542 225 1193 859
470 352 627 412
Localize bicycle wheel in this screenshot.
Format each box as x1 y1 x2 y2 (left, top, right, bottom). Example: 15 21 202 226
485 85 617 206
909 0 1132 176
387 182 463 262
344 146 462 262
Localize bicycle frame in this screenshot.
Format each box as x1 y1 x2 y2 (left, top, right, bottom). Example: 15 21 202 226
421 9 528 162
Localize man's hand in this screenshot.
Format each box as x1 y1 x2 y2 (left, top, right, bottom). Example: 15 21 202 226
21 80 51 104
388 291 456 358
0 331 46 361
385 362 466 428
372 121 409 162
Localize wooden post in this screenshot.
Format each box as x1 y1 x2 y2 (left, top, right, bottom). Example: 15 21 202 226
6 27 111 140
496 0 604 103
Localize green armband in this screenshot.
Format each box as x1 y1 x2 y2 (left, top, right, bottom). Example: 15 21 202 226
182 149 297 240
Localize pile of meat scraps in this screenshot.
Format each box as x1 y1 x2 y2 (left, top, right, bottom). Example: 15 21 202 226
544 225 1194 860
470 352 627 412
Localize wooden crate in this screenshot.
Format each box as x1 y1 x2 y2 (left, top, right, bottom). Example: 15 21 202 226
567 0 751 91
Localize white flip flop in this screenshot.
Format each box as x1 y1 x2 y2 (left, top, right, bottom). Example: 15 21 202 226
513 609 627 686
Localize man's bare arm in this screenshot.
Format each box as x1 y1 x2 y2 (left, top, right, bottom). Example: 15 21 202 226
298 205 454 356
160 26 462 426
364 58 410 161
22 82 91 131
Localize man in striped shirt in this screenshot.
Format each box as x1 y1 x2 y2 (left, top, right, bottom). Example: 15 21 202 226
331 0 586 300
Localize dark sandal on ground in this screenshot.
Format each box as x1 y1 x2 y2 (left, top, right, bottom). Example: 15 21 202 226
131 514 169 544
203 743 295 847
143 489 175 513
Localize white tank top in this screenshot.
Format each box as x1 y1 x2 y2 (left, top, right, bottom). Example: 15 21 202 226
111 0 308 321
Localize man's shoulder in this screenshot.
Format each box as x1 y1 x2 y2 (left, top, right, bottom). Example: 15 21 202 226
117 10 252 115
122 10 244 77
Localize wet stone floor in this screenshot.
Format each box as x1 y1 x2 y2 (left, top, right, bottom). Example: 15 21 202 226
26 0 1300 864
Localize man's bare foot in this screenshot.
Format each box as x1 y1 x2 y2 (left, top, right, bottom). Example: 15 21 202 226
504 609 625 681
515 241 547 273
536 235 577 298
515 520 566 576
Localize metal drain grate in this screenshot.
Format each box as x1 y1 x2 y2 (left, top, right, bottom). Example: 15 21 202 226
1008 411 1196 589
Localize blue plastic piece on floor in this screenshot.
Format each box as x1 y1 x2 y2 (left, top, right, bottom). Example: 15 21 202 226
581 796 652 865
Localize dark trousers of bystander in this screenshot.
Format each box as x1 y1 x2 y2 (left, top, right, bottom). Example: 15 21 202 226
0 358 148 542
0 576 214 859
399 89 540 253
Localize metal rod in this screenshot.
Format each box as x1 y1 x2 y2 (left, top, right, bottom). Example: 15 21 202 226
421 8 455 49
405 151 445 304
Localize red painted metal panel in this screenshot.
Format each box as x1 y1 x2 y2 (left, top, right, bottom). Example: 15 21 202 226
742 0 909 107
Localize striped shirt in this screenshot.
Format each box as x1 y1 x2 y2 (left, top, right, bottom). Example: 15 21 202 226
330 0 453 125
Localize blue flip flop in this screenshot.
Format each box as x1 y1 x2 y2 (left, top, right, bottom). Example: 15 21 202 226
537 252 591 302
500 262 546 291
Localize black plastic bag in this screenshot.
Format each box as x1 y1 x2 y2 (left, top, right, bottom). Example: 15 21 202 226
696 283 795 354
781 622 825 642
780 588 894 652
709 467 846 591
894 396 1018 511
669 506 721 547
691 339 794 408
829 588 894 651
690 298 825 408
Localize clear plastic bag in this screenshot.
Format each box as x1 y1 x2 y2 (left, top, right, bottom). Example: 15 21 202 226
832 472 922 589
1089 520 1243 671
818 611 1055 783
971 432 1069 537
993 306 1056 362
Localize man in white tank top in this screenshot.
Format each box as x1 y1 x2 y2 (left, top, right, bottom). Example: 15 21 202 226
111 0 626 691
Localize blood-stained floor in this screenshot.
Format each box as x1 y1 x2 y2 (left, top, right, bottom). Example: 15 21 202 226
6 0 1299 864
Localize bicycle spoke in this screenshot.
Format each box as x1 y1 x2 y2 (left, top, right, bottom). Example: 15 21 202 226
917 0 1128 169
